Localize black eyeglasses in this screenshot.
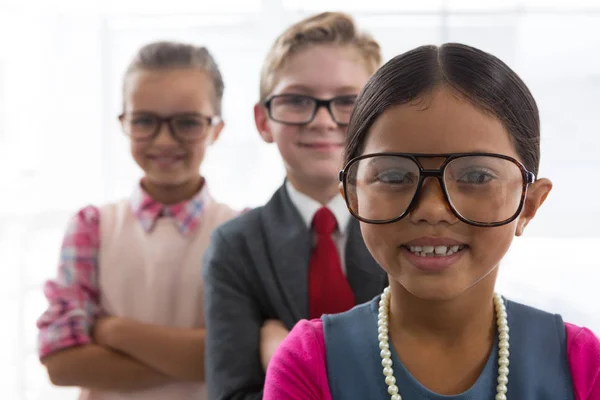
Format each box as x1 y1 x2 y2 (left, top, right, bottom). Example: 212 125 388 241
339 153 536 227
263 94 357 126
119 112 221 143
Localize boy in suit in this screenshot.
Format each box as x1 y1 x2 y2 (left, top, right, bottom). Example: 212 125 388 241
203 12 386 399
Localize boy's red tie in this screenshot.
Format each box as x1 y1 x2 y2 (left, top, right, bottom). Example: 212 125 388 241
308 207 355 319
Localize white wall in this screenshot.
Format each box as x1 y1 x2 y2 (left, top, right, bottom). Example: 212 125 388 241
0 1 598 398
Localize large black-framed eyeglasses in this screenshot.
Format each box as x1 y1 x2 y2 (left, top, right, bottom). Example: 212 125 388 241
263 94 357 126
119 112 220 143
339 153 536 227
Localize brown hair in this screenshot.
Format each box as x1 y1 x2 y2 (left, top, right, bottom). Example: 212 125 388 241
123 41 224 116
259 12 382 102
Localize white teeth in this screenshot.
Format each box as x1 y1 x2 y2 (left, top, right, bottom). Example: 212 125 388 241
407 244 465 257
434 246 447 255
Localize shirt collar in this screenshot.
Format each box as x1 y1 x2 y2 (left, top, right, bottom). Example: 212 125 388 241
129 181 211 235
285 180 350 233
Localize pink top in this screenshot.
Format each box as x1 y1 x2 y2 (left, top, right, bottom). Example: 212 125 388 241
264 319 600 400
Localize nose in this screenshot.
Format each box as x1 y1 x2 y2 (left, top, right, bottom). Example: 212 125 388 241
408 177 458 225
309 104 338 130
153 121 178 146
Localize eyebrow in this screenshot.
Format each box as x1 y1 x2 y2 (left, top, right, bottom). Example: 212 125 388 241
125 110 205 117
278 84 361 96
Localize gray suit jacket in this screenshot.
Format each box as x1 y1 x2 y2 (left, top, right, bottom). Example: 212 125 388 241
203 183 387 400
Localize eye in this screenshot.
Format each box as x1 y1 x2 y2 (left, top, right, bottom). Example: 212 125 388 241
457 170 495 184
276 95 313 107
131 115 155 126
175 118 201 128
376 170 415 184
333 96 357 108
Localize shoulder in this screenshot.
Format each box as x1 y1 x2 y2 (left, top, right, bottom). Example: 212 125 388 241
504 297 564 324
218 204 262 229
203 205 265 275
63 205 101 236
212 207 263 244
565 323 600 400
286 319 325 353
265 319 330 400
72 204 101 225
323 298 378 327
204 198 241 224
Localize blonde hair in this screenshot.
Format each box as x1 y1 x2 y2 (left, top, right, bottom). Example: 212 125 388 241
259 12 382 102
123 41 224 116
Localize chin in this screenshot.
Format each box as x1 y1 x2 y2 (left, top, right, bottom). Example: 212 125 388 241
145 173 189 187
395 278 473 301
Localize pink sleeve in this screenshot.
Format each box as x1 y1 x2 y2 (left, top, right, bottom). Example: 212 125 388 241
566 322 600 400
264 319 332 400
36 205 102 359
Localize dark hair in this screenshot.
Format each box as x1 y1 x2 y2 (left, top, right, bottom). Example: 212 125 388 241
123 41 224 116
345 43 540 176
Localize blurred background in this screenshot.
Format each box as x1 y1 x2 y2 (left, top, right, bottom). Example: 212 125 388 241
0 0 598 398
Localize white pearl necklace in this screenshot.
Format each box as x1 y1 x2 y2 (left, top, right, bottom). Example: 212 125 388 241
377 287 510 400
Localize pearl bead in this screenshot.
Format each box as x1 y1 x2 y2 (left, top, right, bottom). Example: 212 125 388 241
498 357 509 367
378 287 510 400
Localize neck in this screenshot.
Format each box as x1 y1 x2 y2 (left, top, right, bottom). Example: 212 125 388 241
388 275 497 345
286 174 340 205
141 176 203 205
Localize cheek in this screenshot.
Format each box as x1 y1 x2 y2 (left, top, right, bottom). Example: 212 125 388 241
188 142 209 165
470 223 516 268
359 223 398 269
130 141 147 163
272 126 298 146
272 128 301 158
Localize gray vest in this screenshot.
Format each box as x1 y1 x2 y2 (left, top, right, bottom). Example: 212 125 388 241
322 296 574 399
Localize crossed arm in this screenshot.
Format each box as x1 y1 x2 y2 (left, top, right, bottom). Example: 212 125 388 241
39 206 206 391
42 315 207 390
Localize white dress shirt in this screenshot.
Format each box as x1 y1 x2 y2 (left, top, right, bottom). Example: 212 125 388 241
285 180 351 274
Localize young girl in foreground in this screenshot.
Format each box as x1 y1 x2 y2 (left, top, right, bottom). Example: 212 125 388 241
264 43 600 399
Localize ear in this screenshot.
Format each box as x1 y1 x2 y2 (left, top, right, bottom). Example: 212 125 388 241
254 103 274 143
515 178 552 236
207 120 225 145
339 181 345 198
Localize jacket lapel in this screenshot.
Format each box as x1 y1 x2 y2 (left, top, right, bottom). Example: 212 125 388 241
259 184 311 321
